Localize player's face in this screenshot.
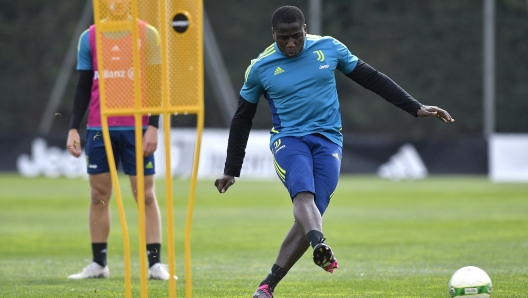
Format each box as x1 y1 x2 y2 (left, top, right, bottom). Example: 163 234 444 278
272 22 306 58
105 0 130 19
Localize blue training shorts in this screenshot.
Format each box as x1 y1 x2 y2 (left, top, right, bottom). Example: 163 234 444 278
85 129 155 176
270 134 342 215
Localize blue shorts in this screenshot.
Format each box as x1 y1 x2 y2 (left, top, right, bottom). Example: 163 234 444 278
270 134 342 215
85 129 155 176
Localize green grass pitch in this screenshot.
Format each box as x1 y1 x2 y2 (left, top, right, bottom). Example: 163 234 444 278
0 174 527 297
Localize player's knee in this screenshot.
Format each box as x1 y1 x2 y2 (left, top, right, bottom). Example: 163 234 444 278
143 190 158 206
90 192 111 206
293 191 314 202
89 174 112 201
90 186 111 200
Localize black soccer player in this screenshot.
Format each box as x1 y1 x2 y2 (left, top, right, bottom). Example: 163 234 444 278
214 6 454 298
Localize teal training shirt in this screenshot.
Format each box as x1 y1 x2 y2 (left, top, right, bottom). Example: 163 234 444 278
240 34 358 148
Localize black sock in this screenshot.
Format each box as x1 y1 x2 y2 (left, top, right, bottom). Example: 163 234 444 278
146 243 161 268
259 264 288 290
306 230 324 249
92 243 107 267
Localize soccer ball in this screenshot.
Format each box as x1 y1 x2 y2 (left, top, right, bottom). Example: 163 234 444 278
448 266 492 297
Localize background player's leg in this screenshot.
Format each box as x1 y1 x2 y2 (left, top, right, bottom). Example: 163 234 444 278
89 173 112 243
128 174 174 280
129 174 161 245
67 173 112 279
88 173 112 271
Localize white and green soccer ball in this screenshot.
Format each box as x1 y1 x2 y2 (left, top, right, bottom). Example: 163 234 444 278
448 266 492 297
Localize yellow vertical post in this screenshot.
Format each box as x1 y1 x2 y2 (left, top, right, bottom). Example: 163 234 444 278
157 1 178 296
93 0 203 296
185 109 203 298
164 1 203 297
129 1 149 297
186 5 203 297
92 0 134 297
163 116 177 298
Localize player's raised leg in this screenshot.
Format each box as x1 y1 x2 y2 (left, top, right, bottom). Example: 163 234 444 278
253 136 337 297
293 191 338 273
68 173 112 279
307 134 342 273
278 135 339 272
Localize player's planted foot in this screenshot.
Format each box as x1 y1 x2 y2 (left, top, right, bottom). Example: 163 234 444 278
313 241 339 273
68 262 110 279
252 284 274 298
148 263 178 280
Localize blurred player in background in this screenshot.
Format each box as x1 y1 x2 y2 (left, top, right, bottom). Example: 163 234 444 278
214 5 454 298
65 0 175 281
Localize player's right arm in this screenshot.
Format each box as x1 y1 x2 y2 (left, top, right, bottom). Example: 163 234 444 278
67 30 93 158
215 60 263 193
214 96 258 193
67 70 92 157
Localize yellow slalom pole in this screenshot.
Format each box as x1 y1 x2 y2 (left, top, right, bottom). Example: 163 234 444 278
130 2 148 295
92 0 132 296
134 114 148 298
164 113 177 298
184 110 204 298
101 118 132 298
159 0 177 296
180 0 205 287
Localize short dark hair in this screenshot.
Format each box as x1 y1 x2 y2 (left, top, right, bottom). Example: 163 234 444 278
271 6 305 29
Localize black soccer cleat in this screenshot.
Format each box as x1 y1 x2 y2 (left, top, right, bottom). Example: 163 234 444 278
313 241 339 273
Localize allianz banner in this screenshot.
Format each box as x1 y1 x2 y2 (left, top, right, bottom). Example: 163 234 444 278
8 129 276 179
1 129 487 179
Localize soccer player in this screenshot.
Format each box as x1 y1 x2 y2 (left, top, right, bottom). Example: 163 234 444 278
65 0 175 280
214 5 454 298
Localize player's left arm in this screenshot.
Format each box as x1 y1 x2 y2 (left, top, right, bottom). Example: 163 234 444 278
142 125 158 157
345 59 454 122
331 36 454 123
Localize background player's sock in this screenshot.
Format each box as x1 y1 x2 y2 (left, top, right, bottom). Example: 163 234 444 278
259 264 288 290
146 243 162 268
306 230 324 249
92 242 107 267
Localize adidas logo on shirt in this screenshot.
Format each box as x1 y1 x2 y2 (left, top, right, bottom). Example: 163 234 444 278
274 67 284 75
